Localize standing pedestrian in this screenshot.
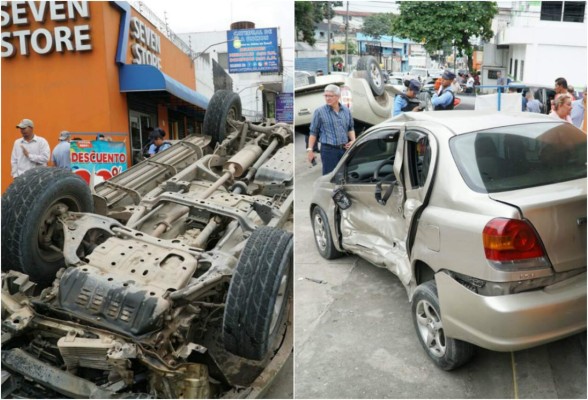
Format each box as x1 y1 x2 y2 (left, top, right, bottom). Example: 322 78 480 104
466 74 475 94
496 71 507 93
307 84 356 175
52 130 72 169
549 94 573 123
525 92 542 113
571 86 586 131
393 79 422 116
11 118 50 178
147 128 172 157
432 70 456 110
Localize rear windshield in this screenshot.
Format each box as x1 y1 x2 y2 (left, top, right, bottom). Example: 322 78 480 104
450 122 587 193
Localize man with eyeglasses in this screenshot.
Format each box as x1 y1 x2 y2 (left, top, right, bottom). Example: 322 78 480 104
307 84 356 175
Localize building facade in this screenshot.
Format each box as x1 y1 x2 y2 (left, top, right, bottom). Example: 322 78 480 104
484 1 587 87
1 1 207 192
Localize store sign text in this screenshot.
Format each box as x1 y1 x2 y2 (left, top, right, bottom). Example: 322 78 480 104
130 16 161 69
0 1 92 58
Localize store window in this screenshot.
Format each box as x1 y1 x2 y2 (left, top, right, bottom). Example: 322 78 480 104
540 1 585 22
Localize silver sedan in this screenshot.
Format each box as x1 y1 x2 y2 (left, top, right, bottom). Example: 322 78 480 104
309 110 587 370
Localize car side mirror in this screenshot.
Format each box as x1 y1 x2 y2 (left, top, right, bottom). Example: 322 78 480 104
332 187 352 210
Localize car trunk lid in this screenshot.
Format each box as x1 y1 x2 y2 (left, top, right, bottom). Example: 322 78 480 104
489 180 587 272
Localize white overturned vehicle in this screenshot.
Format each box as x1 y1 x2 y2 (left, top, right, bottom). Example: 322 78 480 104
1 91 293 398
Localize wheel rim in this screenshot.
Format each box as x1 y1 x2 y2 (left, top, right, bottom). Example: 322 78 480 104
313 212 328 252
269 267 289 334
369 64 382 88
415 299 446 357
36 196 81 263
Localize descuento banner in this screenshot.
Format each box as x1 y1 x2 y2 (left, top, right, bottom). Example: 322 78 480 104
71 140 127 186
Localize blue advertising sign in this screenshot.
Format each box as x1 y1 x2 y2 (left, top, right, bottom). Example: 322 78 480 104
227 28 279 73
71 140 128 185
276 93 293 123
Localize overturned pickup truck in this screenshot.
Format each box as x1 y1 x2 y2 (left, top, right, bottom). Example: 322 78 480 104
1 91 293 398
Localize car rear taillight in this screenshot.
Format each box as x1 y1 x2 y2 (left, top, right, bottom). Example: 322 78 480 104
340 85 352 111
483 218 545 262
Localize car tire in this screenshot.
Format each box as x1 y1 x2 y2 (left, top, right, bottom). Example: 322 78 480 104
356 56 385 97
202 90 242 147
223 226 292 360
1 167 93 284
412 280 475 370
311 206 344 259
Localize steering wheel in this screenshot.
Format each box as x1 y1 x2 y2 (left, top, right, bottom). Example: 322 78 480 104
373 159 395 181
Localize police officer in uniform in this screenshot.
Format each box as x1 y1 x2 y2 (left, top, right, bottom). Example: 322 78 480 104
393 79 422 116
432 70 456 110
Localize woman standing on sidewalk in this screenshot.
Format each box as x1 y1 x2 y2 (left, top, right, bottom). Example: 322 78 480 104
549 94 573 123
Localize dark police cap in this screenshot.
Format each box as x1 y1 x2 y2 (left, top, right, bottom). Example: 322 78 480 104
408 79 421 93
442 70 456 80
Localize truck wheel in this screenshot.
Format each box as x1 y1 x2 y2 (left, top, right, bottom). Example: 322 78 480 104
311 206 343 259
1 167 93 284
357 56 385 96
412 280 475 370
223 226 292 360
203 90 242 147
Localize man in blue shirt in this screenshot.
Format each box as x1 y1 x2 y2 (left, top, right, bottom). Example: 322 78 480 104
52 130 71 169
432 70 456 110
393 79 422 116
307 84 356 175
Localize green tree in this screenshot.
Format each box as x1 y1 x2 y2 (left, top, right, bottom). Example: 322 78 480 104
295 1 342 46
362 13 396 39
392 1 497 71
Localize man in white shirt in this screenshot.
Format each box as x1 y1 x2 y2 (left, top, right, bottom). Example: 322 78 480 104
11 118 50 178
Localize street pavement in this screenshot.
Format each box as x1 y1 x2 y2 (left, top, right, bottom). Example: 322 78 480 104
293 132 586 399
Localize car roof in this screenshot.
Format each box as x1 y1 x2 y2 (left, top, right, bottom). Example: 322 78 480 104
388 111 558 136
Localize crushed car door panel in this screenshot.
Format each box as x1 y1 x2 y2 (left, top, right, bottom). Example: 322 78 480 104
339 127 437 287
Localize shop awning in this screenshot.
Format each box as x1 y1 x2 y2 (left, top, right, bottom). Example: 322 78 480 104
118 64 209 109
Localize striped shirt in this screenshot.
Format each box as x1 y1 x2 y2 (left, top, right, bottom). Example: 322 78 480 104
309 103 354 146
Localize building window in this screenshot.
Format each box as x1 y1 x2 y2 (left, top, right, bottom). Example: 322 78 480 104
540 1 585 23
514 59 518 81
520 60 524 81
509 58 513 75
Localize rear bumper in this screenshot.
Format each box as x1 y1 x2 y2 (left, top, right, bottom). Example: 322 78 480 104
437 271 586 352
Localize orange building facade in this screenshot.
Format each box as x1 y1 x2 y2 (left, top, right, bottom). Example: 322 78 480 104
1 1 207 192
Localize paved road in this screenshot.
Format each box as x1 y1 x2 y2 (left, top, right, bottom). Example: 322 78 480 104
293 133 586 399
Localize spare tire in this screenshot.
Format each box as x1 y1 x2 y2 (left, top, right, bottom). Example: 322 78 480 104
357 56 385 96
1 167 93 284
223 226 293 360
203 90 242 147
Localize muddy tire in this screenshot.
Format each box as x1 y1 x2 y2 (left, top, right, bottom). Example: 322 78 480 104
203 90 242 147
1 167 93 284
223 226 292 360
311 206 344 260
357 56 385 96
412 280 475 370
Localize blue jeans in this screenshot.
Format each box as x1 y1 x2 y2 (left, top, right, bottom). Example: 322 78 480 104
320 145 346 175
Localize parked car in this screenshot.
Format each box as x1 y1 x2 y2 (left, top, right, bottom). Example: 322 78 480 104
1 90 293 398
309 111 586 370
507 82 556 113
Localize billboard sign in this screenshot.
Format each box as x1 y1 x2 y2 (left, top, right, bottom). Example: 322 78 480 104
227 28 279 73
71 140 127 185
276 93 293 123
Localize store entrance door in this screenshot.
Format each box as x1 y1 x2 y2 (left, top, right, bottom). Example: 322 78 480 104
129 111 154 164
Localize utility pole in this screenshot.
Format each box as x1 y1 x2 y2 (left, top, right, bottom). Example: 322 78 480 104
344 1 349 73
327 8 332 74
